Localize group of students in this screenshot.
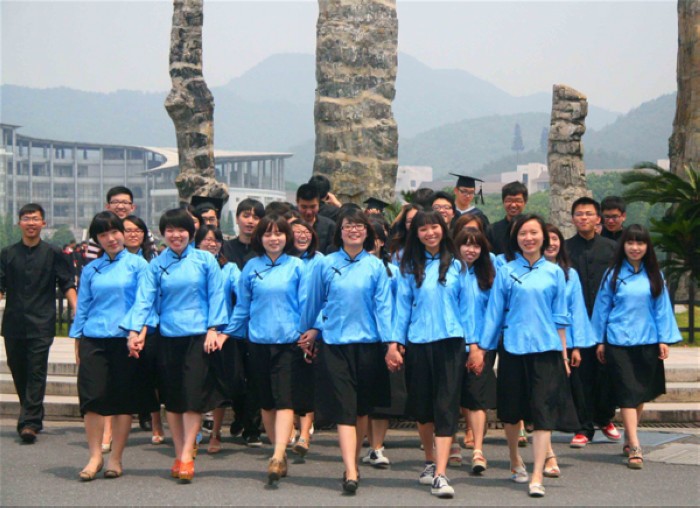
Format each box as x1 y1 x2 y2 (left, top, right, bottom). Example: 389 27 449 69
34 174 681 499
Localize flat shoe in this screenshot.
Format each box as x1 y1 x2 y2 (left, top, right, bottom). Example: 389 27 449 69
101 441 112 454
79 460 103 482
151 435 165 445
293 438 309 458
529 482 545 497
268 457 285 484
104 468 123 479
342 472 358 494
543 454 560 478
471 449 487 474
208 434 222 454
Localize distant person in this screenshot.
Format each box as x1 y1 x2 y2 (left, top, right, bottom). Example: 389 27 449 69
309 174 342 221
221 199 264 270
85 186 141 262
296 183 336 253
487 181 528 255
265 201 292 217
412 188 436 210
0 203 77 444
565 197 620 449
450 173 490 227
363 197 390 217
600 196 627 242
430 191 456 228
191 196 225 228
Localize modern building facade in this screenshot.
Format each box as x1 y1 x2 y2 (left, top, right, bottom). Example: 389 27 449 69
1 124 291 230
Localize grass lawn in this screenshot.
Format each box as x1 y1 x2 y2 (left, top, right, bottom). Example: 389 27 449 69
674 306 699 346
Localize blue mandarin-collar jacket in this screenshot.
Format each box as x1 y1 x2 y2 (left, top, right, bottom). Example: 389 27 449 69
463 264 492 345
222 262 241 317
224 253 310 344
121 244 227 337
70 250 148 339
393 253 472 345
480 253 570 354
591 261 681 346
562 266 596 349
308 249 393 345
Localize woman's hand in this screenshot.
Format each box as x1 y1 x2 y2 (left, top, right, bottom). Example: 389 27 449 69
571 348 581 368
467 344 485 376
385 343 404 372
204 329 219 353
563 355 571 377
73 339 80 365
128 330 144 358
215 333 229 350
596 344 606 365
658 343 669 360
298 329 319 357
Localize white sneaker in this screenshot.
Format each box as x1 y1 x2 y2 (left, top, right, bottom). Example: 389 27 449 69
367 447 390 467
431 474 455 498
419 462 436 485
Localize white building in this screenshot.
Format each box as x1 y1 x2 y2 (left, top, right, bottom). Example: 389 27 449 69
395 166 433 194
500 162 549 194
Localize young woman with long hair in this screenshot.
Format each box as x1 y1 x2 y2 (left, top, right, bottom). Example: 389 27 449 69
592 224 681 469
392 210 472 499
453 228 496 474
388 203 422 264
471 214 579 498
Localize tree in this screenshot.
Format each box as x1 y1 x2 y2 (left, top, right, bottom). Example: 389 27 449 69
0 214 22 250
511 123 525 164
221 211 236 236
49 225 75 248
622 162 700 286
539 126 549 163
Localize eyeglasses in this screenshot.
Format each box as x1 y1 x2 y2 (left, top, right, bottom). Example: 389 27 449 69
293 230 311 237
124 229 144 235
504 198 525 205
603 214 622 221
341 224 366 232
573 212 597 218
109 200 133 206
432 205 452 212
19 217 43 223
456 188 475 196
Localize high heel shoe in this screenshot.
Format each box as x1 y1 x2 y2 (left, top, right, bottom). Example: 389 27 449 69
79 459 104 481
170 459 182 479
178 460 195 482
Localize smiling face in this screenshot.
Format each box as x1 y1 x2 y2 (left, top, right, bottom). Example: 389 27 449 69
18 211 46 242
340 219 367 251
164 226 189 254
418 223 443 253
236 209 260 239
292 223 312 253
123 219 145 252
198 230 221 257
261 224 287 258
459 240 482 266
503 194 526 220
624 239 647 265
96 229 125 258
432 198 454 224
572 203 600 237
517 219 544 258
297 198 320 224
544 231 560 262
106 193 135 220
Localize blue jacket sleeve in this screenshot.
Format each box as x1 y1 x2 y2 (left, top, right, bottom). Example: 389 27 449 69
303 258 325 333
591 272 614 344
479 268 507 350
205 254 228 329
120 261 158 332
392 272 413 345
552 267 571 328
458 269 473 344
654 282 682 344
69 266 95 338
223 265 252 339
568 271 593 348
373 264 394 343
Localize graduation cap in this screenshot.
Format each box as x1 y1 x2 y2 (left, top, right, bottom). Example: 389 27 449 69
363 197 390 213
450 173 485 205
191 195 225 219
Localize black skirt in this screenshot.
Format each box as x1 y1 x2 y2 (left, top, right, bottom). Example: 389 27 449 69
156 334 223 413
605 343 666 408
209 337 245 407
461 349 497 411
370 366 408 419
404 337 465 437
497 348 579 433
136 332 161 413
248 341 313 413
314 341 390 426
78 337 153 416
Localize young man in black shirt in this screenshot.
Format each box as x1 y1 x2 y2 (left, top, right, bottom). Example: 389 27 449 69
0 203 77 443
565 197 620 448
296 183 336 254
487 181 528 255
600 196 627 242
221 199 264 270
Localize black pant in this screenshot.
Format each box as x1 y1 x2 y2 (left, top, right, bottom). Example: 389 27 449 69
4 336 54 433
569 346 616 438
231 341 261 439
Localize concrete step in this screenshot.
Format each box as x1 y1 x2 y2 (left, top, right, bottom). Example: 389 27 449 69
1 393 81 419
612 402 700 424
656 382 700 403
0 373 77 397
0 361 77 377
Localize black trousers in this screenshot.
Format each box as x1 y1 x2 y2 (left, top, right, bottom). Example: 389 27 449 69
231 340 262 438
4 336 54 433
569 346 616 438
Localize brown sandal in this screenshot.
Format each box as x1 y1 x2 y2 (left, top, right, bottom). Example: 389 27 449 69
543 454 560 478
627 446 644 469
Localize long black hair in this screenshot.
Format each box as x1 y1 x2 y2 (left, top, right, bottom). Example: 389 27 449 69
369 216 394 278
289 218 319 259
400 210 462 288
609 224 663 298
389 203 423 257
544 223 571 281
454 229 495 291
123 215 155 261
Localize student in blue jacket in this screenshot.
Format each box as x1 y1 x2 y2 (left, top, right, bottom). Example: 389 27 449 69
454 228 496 475
391 210 472 499
543 223 596 478
194 225 242 455
592 224 681 469
69 211 150 481
122 208 227 483
303 208 393 495
471 214 579 499
288 217 324 457
220 215 314 485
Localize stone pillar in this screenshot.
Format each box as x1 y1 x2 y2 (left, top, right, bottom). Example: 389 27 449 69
164 0 228 203
547 84 590 238
313 0 399 205
670 1 700 177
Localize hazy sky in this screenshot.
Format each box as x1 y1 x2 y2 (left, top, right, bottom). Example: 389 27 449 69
2 1 677 113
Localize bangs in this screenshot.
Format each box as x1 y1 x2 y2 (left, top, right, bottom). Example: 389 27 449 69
623 224 651 244
413 210 444 229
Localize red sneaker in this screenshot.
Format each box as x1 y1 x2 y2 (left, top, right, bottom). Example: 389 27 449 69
570 434 589 448
601 423 622 441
